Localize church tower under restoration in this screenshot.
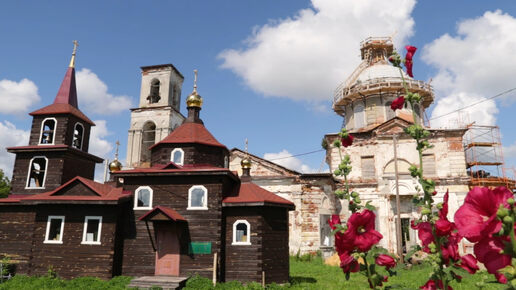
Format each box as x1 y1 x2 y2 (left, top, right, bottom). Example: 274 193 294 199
126 64 185 168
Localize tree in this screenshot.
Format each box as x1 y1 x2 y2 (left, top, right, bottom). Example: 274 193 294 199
0 170 11 198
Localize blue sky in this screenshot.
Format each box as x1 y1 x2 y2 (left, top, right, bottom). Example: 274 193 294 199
1 0 516 179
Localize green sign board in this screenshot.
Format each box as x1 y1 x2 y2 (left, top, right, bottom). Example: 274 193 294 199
189 242 212 254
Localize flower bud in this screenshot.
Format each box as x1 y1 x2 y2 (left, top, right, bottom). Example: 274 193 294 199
421 208 431 215
503 216 513 224
508 198 515 206
497 208 509 218
351 192 359 198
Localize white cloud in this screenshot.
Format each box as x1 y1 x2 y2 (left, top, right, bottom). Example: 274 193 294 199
218 0 416 102
504 142 516 159
0 121 29 177
423 10 516 127
264 149 316 173
0 79 40 115
76 68 133 115
89 120 113 158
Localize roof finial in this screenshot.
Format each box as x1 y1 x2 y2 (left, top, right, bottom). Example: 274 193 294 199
69 40 79 68
245 138 249 155
193 69 198 93
115 140 120 159
109 140 123 172
241 138 251 170
186 69 203 108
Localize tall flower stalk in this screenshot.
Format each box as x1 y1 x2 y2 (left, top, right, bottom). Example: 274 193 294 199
389 46 479 289
330 130 397 288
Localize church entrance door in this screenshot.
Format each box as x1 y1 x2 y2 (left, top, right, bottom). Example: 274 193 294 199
154 223 180 276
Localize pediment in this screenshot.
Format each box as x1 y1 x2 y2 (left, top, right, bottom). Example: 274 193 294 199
51 179 100 197
373 117 412 136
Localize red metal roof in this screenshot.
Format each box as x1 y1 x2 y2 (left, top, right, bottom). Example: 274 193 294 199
223 182 294 207
138 206 186 222
30 103 94 125
22 176 127 201
54 67 78 108
150 122 226 149
116 164 231 174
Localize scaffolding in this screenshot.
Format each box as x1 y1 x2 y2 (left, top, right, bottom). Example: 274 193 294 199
464 124 515 189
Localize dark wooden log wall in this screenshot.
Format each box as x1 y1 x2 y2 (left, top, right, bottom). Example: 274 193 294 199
30 115 91 152
29 205 119 279
261 207 290 284
151 144 229 168
0 205 36 275
120 175 232 279
224 207 263 283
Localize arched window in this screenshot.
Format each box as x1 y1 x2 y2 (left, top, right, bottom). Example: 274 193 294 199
134 186 153 209
141 121 156 163
39 118 56 145
147 79 161 103
385 101 395 121
171 148 184 165
232 220 251 245
354 104 365 128
72 123 84 150
26 156 48 188
188 185 208 210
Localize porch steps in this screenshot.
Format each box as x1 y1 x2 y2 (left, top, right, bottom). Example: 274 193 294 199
128 276 188 290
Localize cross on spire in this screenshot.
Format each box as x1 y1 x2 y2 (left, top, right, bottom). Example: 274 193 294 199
69 40 79 68
114 140 120 160
193 69 198 93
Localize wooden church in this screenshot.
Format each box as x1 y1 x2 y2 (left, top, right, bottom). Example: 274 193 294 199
0 45 294 284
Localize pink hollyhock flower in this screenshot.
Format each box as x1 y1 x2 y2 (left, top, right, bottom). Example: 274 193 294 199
341 134 354 147
411 220 434 252
339 252 360 274
375 254 396 269
329 215 355 255
454 186 513 242
474 236 511 283
436 191 456 237
441 232 461 264
456 254 479 274
420 279 452 290
390 96 405 111
404 45 417 77
341 210 383 252
328 214 341 230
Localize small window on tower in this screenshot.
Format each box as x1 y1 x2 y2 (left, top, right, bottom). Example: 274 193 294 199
232 220 251 245
141 121 156 163
40 118 56 144
134 186 153 210
171 148 184 165
188 185 208 210
26 157 48 188
147 79 161 103
72 123 84 150
82 216 102 245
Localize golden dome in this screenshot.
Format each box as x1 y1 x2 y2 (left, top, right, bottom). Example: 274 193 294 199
241 157 252 169
186 92 203 108
109 159 122 172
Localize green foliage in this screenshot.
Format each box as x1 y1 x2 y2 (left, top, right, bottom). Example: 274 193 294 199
0 275 132 289
0 170 10 198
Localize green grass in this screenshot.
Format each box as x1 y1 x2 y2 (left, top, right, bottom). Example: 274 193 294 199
0 258 505 289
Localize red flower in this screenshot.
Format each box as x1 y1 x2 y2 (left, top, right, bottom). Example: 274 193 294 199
454 186 513 242
339 251 360 273
375 254 396 269
436 191 456 237
328 214 341 230
474 236 510 283
441 232 461 264
390 96 405 111
404 45 417 77
341 210 383 252
341 134 354 147
420 280 452 290
411 220 434 251
456 254 479 274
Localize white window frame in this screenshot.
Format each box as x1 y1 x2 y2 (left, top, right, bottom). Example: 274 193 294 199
25 156 49 189
72 122 85 150
170 148 184 166
44 215 65 244
187 185 208 210
232 220 251 245
81 216 102 245
134 186 153 210
39 117 57 145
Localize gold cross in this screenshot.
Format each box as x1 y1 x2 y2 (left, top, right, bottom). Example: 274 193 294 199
193 69 198 92
115 140 120 159
69 40 79 68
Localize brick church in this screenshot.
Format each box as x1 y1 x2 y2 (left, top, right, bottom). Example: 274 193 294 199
0 46 293 284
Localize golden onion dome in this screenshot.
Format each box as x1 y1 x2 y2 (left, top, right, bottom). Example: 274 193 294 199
241 157 252 169
186 91 203 108
109 159 122 172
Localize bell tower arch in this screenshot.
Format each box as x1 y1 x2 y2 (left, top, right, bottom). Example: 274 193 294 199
126 64 185 168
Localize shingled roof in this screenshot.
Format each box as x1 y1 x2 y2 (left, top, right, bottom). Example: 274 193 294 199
223 181 294 209
150 122 226 149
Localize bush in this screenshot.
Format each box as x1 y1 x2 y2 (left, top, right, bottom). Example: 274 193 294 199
184 275 214 290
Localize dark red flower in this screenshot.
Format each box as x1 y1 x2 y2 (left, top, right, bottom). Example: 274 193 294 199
328 214 341 230
375 254 396 269
411 220 434 251
404 45 417 77
436 191 456 237
420 279 452 290
339 251 360 274
474 236 510 283
341 210 383 252
454 186 513 242
341 134 354 147
391 96 405 111
456 254 479 274
441 232 461 264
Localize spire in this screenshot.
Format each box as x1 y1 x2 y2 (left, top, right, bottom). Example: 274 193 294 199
241 138 252 179
54 41 79 108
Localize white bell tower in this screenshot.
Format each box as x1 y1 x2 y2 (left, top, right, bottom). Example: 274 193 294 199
126 64 185 168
